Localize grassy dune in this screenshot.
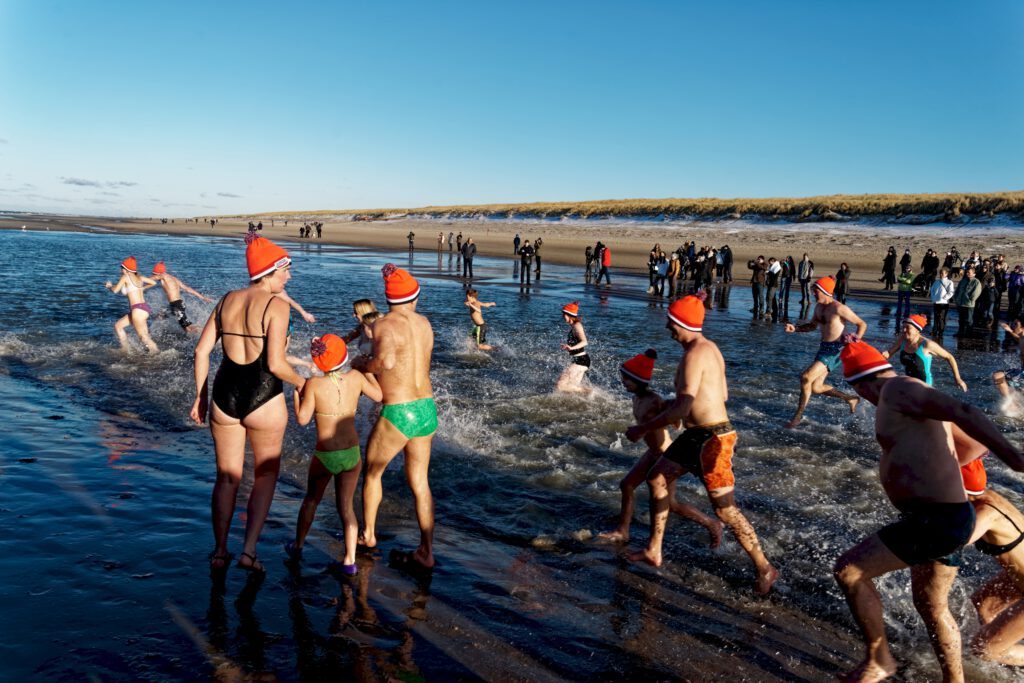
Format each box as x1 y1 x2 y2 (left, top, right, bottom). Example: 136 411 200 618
238 191 1024 223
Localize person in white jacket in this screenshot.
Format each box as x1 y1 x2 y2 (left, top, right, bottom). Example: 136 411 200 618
930 267 956 337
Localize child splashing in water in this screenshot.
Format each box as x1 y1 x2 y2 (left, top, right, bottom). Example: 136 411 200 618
600 349 723 546
464 288 496 351
288 334 381 575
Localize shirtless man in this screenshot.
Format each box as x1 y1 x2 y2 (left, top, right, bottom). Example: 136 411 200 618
832 338 1024 682
599 348 723 547
624 293 778 594
464 288 495 351
150 261 214 333
352 264 438 573
784 276 866 428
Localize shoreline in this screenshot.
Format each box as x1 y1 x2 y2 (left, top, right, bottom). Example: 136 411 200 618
4 212 1024 296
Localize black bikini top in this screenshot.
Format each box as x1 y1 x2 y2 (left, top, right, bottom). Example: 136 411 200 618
975 502 1024 556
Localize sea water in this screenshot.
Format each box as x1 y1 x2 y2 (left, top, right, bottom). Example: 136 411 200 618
1 228 1021 681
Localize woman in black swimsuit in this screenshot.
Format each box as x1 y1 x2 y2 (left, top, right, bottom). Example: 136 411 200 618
556 302 591 393
964 463 1024 665
191 236 307 573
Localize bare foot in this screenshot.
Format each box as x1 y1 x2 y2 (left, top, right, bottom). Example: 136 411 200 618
707 519 725 549
839 657 897 683
755 565 780 595
784 416 802 429
847 397 860 414
357 531 377 550
598 529 629 542
626 547 662 567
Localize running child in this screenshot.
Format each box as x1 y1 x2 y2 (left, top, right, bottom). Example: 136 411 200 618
288 334 382 575
464 288 496 351
599 349 722 546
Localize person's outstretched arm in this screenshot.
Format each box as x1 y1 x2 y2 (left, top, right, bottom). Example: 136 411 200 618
277 289 316 323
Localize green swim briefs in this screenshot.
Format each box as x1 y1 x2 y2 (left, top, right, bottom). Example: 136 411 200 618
380 397 438 439
314 446 361 475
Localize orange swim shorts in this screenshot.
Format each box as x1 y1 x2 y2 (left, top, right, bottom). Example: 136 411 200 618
663 422 737 492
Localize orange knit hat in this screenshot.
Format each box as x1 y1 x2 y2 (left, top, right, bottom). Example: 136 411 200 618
906 314 927 332
245 234 291 281
381 263 420 304
121 256 138 272
562 302 580 317
841 338 892 382
960 457 987 496
152 261 167 275
310 334 348 373
667 291 707 332
621 349 657 384
813 276 836 298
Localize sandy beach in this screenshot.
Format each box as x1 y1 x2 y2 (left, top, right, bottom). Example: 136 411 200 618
5 213 1024 295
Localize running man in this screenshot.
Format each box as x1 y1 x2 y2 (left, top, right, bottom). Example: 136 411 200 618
784 276 866 428
599 349 723 547
624 292 778 594
150 261 214 333
832 338 1024 682
351 264 438 573
464 288 495 351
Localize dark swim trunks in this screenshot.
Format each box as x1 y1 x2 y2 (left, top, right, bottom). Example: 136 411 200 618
877 501 975 567
663 421 737 491
814 340 845 371
169 299 193 330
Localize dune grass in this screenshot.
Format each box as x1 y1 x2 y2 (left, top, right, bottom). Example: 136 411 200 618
235 191 1024 222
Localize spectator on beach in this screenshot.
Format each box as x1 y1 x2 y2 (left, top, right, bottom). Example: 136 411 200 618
930 268 955 337
456 232 463 253
896 266 915 322
1007 264 1024 322
519 239 535 285
513 233 521 254
899 248 912 273
648 244 661 290
881 246 897 290
797 253 814 303
953 265 981 337
977 276 1000 332
921 249 940 287
654 251 669 297
765 257 781 321
993 260 1008 322
461 237 477 279
721 244 733 283
780 255 795 314
534 237 543 274
407 231 415 252
316 223 322 239
448 231 455 252
437 232 444 252
584 245 594 280
748 255 766 317
595 242 612 285
834 263 850 304
667 252 682 298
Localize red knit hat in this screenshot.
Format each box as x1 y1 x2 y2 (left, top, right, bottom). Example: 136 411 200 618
245 234 291 281
667 291 707 332
621 349 657 384
310 334 348 373
841 338 892 382
121 256 138 272
960 457 987 496
381 263 420 304
562 302 580 317
906 314 927 332
813 276 836 298
152 261 167 275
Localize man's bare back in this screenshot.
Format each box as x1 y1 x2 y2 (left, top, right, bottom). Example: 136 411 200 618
675 337 729 428
367 309 434 403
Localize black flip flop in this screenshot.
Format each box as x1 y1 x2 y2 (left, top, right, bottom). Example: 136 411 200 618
237 551 266 574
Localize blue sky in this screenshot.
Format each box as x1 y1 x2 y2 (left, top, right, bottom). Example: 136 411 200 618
1 1 1022 216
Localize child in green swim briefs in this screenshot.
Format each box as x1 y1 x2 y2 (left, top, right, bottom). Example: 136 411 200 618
289 334 382 575
464 288 496 351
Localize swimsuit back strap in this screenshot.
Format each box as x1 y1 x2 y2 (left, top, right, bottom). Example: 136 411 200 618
260 296 277 336
983 502 1024 534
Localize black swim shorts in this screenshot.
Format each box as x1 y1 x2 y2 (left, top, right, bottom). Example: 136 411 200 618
169 299 193 330
877 500 975 567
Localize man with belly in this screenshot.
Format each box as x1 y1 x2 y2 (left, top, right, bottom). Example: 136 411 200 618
352 263 438 574
833 337 1024 683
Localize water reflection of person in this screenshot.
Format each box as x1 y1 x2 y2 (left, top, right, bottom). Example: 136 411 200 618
191 236 307 573
556 302 591 393
104 256 160 353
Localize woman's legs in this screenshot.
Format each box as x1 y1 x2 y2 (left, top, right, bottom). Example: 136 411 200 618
113 315 133 351
236 395 288 569
555 363 589 393
210 404 247 565
129 309 159 354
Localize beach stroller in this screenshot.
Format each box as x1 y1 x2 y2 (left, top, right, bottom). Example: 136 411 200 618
911 273 929 297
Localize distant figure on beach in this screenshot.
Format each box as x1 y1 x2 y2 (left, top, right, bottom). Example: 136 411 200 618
352 264 438 574
513 233 521 254
556 302 591 393
882 314 967 391
747 255 766 317
784 276 865 428
834 262 850 304
191 235 307 573
461 237 476 279
625 293 778 594
407 231 415 252
519 239 535 285
584 245 594 280
456 232 463 253
287 334 382 576
930 267 955 337
953 265 981 337
534 237 543 274
150 260 214 333
721 244 733 283
599 349 722 547
448 231 454 252
104 256 160 354
797 253 814 303
832 338 1024 683
896 266 914 322
881 246 897 290
464 288 495 351
594 242 612 285
437 232 444 252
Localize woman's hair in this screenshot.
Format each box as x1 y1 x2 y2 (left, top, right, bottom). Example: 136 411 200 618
361 311 382 325
353 299 377 318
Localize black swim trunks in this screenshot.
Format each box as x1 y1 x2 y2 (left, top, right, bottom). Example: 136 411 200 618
169 299 193 330
877 501 975 567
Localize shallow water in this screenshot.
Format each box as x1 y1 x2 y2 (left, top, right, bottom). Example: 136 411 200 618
2 229 1023 681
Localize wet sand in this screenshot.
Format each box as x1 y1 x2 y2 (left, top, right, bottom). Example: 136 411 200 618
5 213 1024 295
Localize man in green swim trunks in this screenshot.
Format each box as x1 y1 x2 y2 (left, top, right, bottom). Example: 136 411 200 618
352 263 438 573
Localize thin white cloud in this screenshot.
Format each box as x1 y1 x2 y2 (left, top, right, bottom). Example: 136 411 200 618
217 192 241 198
